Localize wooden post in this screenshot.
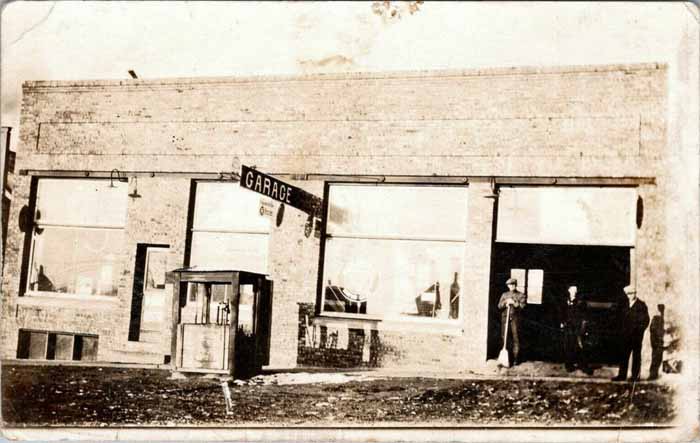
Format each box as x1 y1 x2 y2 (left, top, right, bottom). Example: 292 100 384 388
169 273 181 368
227 272 240 378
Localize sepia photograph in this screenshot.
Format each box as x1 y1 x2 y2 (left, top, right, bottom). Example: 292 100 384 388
0 1 698 441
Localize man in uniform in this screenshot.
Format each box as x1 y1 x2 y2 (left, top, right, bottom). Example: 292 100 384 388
612 285 650 382
560 285 593 375
498 278 527 366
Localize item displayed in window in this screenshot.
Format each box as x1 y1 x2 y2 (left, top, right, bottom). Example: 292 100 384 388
450 272 460 319
323 281 367 314
415 281 441 317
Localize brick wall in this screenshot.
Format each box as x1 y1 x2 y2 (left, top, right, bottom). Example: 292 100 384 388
0 175 190 362
1 64 681 375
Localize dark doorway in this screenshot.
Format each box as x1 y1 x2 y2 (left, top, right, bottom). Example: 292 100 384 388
128 243 169 342
487 243 631 364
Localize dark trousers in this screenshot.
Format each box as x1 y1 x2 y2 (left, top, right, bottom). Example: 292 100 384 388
500 315 520 362
618 335 644 380
563 330 588 371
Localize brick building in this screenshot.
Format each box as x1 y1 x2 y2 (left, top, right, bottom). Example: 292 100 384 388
0 63 688 375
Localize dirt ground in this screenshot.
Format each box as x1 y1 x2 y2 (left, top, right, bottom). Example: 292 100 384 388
1 364 676 427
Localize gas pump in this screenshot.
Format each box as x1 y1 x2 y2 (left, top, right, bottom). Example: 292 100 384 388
166 268 273 378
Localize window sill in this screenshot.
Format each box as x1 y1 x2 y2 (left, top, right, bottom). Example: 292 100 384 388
314 313 464 335
317 312 383 321
17 292 120 309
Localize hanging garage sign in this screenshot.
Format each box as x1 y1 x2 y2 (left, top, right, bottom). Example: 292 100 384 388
240 165 323 217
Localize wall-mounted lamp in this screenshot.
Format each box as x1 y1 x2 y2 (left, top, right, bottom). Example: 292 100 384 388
128 176 142 198
218 171 241 181
366 175 386 184
109 169 128 187
484 177 499 199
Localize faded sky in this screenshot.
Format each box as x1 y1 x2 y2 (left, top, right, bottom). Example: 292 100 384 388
1 1 698 134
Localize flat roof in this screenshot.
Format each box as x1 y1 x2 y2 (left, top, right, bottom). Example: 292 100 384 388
22 62 666 90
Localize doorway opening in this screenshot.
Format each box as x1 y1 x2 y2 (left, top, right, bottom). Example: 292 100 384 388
487 243 631 364
128 244 169 342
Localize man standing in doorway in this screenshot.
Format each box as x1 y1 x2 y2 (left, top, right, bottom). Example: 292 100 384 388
498 278 527 366
612 285 650 382
560 285 593 375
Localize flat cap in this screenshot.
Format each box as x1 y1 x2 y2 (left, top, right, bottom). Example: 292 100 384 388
623 285 637 294
506 278 517 285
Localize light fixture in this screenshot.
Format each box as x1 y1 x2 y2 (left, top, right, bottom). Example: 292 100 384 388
218 171 240 181
128 176 142 198
484 177 499 199
109 169 128 187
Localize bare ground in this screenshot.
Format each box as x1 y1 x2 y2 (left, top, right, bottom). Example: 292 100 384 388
1 365 676 427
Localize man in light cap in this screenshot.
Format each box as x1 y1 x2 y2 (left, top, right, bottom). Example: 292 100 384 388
612 285 650 381
498 278 527 366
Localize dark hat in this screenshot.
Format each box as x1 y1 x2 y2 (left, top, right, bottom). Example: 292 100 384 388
506 278 517 285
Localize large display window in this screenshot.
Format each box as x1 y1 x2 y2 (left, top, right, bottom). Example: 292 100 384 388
320 184 468 321
26 179 128 297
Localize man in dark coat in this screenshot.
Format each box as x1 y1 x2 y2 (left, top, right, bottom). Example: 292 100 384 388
560 285 593 375
498 278 527 365
612 285 650 382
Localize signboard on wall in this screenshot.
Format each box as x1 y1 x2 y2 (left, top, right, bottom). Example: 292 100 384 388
496 187 637 246
239 165 322 217
259 198 274 218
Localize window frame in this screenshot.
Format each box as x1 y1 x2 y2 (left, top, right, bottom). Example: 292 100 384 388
509 268 544 304
185 179 271 272
22 177 127 299
316 181 468 323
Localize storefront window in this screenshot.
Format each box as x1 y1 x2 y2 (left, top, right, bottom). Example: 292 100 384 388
189 182 270 273
27 179 128 296
321 184 467 321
